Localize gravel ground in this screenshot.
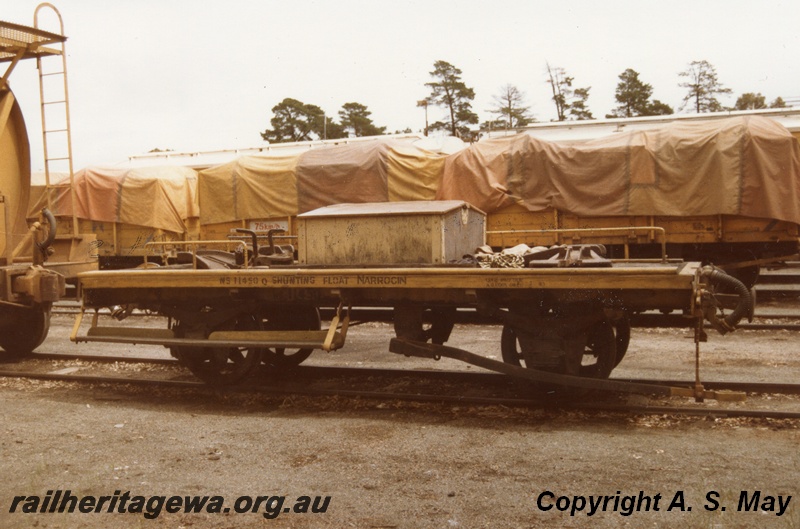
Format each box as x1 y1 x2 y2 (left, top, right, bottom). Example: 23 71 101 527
0 311 798 529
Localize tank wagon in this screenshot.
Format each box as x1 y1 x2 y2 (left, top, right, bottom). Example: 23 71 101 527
0 5 95 356
71 200 752 388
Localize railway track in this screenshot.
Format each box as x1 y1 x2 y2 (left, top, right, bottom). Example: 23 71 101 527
17 350 800 395
2 352 798 421
756 263 800 301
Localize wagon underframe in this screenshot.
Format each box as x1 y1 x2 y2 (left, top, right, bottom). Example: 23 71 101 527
70 261 744 388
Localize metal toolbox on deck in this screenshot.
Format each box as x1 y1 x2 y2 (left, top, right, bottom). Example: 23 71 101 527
296 201 485 265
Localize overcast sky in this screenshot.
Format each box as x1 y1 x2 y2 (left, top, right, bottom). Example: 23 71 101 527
5 0 800 172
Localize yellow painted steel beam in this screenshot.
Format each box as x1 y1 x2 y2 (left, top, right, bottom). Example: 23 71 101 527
77 264 699 292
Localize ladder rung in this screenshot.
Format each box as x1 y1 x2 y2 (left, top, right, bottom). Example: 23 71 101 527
35 36 72 180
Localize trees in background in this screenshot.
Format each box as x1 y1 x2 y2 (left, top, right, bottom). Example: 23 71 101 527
608 69 674 118
734 92 787 110
545 63 594 121
261 98 331 142
424 60 479 138
569 87 593 120
771 96 787 109
339 102 387 137
261 98 383 143
678 60 732 113
486 84 533 130
261 60 790 142
545 63 571 122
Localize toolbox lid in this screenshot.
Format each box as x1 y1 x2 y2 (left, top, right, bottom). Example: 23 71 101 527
298 200 485 219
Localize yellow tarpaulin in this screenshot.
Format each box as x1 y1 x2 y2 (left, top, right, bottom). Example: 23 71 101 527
198 140 446 224
437 116 800 224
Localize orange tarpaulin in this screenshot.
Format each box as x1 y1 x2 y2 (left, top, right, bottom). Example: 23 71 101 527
28 166 199 233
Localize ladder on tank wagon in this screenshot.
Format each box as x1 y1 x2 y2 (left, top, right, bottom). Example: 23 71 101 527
34 3 78 236
0 4 77 235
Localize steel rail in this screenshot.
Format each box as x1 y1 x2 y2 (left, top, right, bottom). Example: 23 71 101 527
27 351 177 365
19 351 800 397
0 368 798 420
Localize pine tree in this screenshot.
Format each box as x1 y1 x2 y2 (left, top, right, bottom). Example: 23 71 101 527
679 60 732 113
425 60 479 137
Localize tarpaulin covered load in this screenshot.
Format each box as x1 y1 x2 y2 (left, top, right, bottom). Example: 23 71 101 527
28 166 199 233
198 140 449 224
437 116 800 224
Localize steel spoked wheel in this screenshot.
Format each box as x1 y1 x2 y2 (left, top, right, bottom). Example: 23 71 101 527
261 305 321 368
174 313 263 385
579 321 617 379
500 320 618 379
0 306 51 358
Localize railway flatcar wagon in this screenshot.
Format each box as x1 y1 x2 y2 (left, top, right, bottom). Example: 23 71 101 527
71 201 753 390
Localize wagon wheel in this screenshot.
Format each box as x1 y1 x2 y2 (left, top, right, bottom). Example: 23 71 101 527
0 306 50 358
173 313 263 385
261 305 321 368
578 321 617 379
500 320 618 379
500 325 524 367
612 316 631 367
393 305 456 345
